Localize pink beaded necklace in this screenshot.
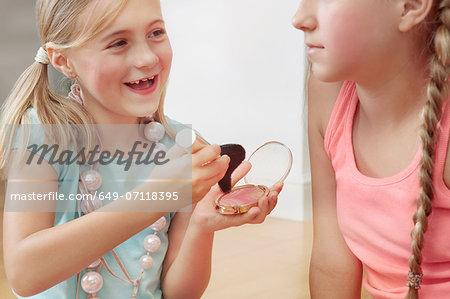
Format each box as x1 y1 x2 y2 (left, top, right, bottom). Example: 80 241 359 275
68 84 170 299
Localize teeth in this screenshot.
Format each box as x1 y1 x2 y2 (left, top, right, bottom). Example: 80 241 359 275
128 76 155 85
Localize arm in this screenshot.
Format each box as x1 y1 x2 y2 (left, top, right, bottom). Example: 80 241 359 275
308 74 363 298
3 144 228 297
160 211 213 299
3 154 168 297
161 162 282 299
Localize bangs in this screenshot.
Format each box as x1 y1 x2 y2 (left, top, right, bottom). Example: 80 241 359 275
66 0 128 49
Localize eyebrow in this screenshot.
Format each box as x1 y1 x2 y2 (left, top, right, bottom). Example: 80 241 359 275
101 19 165 41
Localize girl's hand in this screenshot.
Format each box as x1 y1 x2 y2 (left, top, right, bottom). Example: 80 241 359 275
189 161 284 233
190 142 231 203
149 140 230 206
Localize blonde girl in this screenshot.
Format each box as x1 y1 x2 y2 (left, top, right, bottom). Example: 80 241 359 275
293 0 450 298
0 0 282 298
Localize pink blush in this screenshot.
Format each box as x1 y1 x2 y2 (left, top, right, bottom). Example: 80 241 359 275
218 186 265 207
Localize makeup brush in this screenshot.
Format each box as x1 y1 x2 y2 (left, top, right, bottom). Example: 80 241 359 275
219 144 246 193
176 129 246 193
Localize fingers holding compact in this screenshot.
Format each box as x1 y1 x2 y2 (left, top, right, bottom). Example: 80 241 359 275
215 183 282 228
267 182 283 213
242 182 283 224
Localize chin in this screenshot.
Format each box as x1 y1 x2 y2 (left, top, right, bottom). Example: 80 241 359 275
312 66 346 83
134 106 160 118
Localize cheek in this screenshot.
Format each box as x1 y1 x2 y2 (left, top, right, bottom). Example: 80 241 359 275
322 11 372 63
154 44 173 87
159 44 173 73
77 57 125 92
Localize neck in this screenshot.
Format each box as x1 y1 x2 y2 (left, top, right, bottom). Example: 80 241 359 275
355 52 429 128
88 105 141 125
95 123 145 151
78 87 141 125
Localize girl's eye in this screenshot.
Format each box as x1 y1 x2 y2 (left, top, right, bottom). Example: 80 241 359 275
108 40 127 49
149 29 166 39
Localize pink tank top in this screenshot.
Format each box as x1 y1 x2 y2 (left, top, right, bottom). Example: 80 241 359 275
324 81 450 299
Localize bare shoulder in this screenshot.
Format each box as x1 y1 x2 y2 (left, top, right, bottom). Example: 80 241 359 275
308 72 343 137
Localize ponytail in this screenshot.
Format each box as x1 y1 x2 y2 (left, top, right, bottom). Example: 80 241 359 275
0 49 96 177
0 60 48 173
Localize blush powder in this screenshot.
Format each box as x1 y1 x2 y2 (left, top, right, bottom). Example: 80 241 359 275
217 186 265 207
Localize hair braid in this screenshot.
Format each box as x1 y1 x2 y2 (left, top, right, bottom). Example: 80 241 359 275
405 1 450 298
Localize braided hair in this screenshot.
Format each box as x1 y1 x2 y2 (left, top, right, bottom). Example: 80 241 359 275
405 1 450 298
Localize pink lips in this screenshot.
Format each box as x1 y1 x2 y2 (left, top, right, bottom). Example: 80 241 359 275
124 75 159 95
307 46 323 56
306 43 324 56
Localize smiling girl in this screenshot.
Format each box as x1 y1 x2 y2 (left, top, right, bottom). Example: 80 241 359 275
0 0 282 298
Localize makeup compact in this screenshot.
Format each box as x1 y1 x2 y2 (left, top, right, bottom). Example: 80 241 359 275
174 129 292 215
215 141 293 215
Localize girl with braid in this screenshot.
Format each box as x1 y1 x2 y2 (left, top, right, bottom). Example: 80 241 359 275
0 0 282 298
293 0 450 298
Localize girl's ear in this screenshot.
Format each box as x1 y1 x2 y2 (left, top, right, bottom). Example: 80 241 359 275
398 0 434 32
47 48 77 79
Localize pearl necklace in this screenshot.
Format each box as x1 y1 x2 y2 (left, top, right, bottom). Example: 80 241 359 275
76 118 169 299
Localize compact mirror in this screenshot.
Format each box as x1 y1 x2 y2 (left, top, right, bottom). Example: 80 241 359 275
215 141 293 215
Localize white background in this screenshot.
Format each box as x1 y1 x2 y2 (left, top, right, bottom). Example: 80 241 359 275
161 0 310 221
0 0 310 221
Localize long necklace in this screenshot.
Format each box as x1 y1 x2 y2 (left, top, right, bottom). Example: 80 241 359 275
69 85 169 298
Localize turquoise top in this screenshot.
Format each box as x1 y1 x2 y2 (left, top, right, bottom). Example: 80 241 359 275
11 109 180 299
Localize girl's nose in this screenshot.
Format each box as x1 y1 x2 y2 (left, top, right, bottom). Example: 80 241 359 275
132 43 159 69
292 0 317 32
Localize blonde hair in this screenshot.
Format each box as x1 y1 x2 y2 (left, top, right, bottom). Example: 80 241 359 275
405 1 450 298
0 0 175 177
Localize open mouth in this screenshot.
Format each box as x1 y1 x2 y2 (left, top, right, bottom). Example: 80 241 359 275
125 75 157 90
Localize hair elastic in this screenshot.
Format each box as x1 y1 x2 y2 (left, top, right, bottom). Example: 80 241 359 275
406 270 423 290
34 47 50 65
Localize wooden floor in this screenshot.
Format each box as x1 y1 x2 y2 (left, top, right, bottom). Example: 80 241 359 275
203 218 311 299
0 181 370 298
